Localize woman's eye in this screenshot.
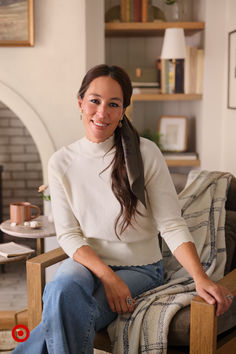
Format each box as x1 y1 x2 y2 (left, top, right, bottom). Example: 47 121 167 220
109 102 119 107
90 99 100 104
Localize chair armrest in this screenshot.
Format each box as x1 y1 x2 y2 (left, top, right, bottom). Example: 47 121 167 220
27 247 68 330
190 269 236 354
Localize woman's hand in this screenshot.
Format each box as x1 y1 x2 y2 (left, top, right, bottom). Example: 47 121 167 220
194 275 234 316
73 245 135 314
100 268 135 314
173 242 234 316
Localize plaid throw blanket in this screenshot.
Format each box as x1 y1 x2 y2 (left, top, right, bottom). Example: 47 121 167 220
108 171 232 354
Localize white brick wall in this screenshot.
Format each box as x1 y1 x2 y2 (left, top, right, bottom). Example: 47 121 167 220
0 102 43 225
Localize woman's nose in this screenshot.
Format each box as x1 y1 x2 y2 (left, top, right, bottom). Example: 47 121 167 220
97 104 108 118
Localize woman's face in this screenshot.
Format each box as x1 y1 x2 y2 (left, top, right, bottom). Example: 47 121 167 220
78 76 125 143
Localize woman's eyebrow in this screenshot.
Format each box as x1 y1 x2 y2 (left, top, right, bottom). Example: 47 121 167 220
88 93 122 102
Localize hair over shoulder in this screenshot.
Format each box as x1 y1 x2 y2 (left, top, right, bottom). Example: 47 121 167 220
78 64 141 238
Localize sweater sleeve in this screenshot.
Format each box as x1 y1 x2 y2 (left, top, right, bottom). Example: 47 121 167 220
143 140 194 254
48 154 90 258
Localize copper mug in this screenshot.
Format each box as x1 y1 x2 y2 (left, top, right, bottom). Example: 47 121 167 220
10 202 41 225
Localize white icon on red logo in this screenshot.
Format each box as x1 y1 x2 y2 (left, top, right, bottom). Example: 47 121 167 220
12 324 30 342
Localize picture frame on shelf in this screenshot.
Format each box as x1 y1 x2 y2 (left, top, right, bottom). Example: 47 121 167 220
158 116 188 152
227 30 236 109
0 0 34 47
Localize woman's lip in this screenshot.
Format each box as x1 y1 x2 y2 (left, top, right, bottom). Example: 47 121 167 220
92 120 109 127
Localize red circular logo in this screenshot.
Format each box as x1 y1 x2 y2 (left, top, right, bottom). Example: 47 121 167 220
12 324 30 342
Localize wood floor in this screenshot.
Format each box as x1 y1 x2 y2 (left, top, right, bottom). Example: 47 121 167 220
0 262 27 312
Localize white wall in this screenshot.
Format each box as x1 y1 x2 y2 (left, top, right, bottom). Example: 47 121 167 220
0 0 105 179
201 0 236 175
222 0 236 175
0 0 105 278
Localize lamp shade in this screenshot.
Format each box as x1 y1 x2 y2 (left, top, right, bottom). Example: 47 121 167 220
160 28 186 59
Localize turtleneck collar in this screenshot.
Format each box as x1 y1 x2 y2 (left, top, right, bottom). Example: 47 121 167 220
79 134 115 157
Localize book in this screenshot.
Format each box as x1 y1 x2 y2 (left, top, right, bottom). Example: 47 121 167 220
142 0 148 22
130 0 134 22
156 57 161 89
161 59 165 94
134 0 142 22
132 81 159 88
133 87 161 94
0 242 35 258
164 59 169 94
189 46 198 93
168 60 175 93
163 152 198 160
126 0 131 22
184 45 191 94
196 49 204 94
120 0 126 22
175 59 184 93
184 46 203 94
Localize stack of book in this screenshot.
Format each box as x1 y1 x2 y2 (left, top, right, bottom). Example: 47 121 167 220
163 152 199 160
156 47 204 95
185 46 204 94
0 242 34 258
121 0 150 22
157 58 185 94
132 81 160 94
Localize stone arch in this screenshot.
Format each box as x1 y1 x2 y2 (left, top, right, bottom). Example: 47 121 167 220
0 81 56 182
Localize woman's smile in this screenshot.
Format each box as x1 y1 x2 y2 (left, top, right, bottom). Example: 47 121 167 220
92 120 109 128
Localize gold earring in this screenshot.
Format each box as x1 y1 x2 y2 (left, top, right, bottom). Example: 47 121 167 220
118 120 122 128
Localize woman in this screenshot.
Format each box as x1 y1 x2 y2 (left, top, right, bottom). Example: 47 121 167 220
13 65 233 354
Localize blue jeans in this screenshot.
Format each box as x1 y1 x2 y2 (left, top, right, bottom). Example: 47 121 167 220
13 258 163 354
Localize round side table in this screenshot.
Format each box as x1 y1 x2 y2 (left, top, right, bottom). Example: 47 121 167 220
0 215 56 256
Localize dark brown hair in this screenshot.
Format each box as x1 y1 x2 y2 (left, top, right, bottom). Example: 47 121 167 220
77 64 140 237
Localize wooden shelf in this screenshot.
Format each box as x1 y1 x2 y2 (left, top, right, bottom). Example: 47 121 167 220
132 93 202 101
166 159 201 167
105 21 205 37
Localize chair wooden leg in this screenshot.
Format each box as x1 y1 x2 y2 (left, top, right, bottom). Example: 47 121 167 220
190 297 217 354
26 248 68 331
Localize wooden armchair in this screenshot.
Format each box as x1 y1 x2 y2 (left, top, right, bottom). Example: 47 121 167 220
26 175 236 353
26 248 236 354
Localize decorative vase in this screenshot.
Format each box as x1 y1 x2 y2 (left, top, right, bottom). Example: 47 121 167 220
164 0 192 22
48 209 54 223
44 201 54 223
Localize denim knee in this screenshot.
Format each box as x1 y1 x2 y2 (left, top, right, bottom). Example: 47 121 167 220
53 259 95 294
43 276 83 305
43 274 99 319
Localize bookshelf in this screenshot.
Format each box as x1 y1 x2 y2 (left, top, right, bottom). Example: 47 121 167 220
132 93 202 101
105 19 205 166
105 21 204 103
166 159 200 167
105 21 205 37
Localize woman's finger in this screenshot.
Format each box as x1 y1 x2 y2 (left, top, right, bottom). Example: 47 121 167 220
126 295 135 313
106 294 116 313
116 294 135 314
197 287 216 305
197 282 233 316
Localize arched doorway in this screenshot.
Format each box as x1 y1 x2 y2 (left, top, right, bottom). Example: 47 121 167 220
0 81 56 182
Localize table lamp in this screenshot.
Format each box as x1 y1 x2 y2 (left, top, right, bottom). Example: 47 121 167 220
160 28 186 93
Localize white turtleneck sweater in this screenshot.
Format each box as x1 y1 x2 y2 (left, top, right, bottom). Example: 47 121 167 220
48 135 194 266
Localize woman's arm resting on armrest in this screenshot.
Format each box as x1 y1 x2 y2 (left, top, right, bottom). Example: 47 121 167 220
173 242 234 316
